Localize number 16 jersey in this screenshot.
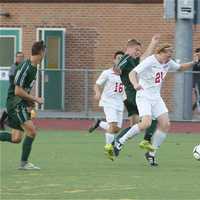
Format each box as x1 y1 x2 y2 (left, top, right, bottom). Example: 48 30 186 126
96 68 124 111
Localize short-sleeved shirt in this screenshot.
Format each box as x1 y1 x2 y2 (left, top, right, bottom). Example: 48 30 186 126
134 54 180 99
6 59 37 112
117 54 139 101
96 68 124 111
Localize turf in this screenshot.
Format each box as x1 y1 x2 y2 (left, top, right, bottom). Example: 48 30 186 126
0 131 200 200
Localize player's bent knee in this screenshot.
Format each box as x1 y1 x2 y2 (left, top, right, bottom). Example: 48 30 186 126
12 137 22 144
109 126 120 134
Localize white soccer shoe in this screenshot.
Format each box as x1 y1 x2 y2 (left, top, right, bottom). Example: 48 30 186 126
18 162 40 170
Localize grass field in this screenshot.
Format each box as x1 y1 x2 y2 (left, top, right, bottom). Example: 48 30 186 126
1 130 200 200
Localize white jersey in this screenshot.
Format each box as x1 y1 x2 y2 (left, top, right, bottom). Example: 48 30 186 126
133 55 180 99
96 68 124 111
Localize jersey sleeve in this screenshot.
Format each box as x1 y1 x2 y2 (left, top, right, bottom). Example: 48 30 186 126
14 64 29 88
168 59 181 71
96 70 108 85
133 56 152 74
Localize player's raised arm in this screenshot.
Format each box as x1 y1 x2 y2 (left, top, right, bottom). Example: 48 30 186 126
140 34 160 61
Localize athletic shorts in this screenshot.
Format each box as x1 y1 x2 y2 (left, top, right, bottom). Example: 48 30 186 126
103 107 123 128
124 99 138 117
7 104 31 131
136 95 168 119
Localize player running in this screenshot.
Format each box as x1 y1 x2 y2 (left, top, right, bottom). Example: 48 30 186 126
114 43 195 166
0 41 45 170
89 51 125 160
107 35 160 158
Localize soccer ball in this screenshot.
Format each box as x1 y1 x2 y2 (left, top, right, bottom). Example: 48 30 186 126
193 144 200 160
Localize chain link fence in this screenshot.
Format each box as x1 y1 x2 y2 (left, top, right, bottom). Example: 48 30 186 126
35 68 200 121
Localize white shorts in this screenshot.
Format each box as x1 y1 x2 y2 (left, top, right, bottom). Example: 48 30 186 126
103 107 123 128
136 95 168 119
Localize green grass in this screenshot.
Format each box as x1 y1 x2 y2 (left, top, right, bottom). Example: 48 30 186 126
1 131 200 200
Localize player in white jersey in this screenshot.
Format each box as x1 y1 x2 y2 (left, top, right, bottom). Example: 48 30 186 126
89 51 125 160
113 43 195 166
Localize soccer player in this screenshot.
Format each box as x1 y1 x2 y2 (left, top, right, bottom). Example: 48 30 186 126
0 41 45 170
0 51 24 130
114 43 195 166
113 35 160 153
89 51 125 160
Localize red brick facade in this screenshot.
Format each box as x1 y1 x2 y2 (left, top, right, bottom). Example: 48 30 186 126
0 1 200 112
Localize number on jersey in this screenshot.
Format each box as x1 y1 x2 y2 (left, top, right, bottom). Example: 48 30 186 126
114 83 123 93
155 72 164 83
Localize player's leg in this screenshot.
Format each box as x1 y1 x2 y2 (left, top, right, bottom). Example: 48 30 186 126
113 97 153 156
19 120 40 170
115 100 139 141
103 108 122 160
145 98 169 166
139 119 157 151
12 105 40 170
0 110 23 143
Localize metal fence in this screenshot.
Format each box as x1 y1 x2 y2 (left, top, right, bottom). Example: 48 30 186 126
35 68 200 121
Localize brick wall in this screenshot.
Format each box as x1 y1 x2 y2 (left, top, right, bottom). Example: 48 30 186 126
0 2 200 112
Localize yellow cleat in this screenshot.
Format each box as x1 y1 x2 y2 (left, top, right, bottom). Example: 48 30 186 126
139 140 155 152
104 144 114 161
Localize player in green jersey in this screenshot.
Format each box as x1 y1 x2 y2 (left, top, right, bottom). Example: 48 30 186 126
0 41 45 170
111 35 160 164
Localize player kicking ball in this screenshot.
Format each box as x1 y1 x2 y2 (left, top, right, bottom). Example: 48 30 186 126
89 51 125 160
0 41 45 170
113 43 195 166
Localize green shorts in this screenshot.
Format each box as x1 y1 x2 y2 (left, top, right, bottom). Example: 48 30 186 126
7 104 31 131
124 98 138 117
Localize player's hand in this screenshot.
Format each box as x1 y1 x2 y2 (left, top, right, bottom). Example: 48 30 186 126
94 93 101 101
134 84 143 91
151 34 160 45
35 97 44 104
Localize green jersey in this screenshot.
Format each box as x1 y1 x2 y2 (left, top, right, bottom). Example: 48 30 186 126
118 54 139 98
6 59 37 112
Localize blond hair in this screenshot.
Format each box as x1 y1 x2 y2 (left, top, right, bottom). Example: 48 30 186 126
156 43 172 54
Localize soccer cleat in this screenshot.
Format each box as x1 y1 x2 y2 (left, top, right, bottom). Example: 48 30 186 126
0 111 8 130
88 119 101 133
139 140 155 152
145 152 158 167
113 140 123 157
18 162 40 170
104 144 114 161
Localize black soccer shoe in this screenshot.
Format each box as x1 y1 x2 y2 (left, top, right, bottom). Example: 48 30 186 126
145 152 158 167
113 140 123 157
0 111 8 130
88 119 101 133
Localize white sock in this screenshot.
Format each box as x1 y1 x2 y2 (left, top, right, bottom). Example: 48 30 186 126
99 121 109 130
119 124 140 144
150 129 167 157
105 133 115 144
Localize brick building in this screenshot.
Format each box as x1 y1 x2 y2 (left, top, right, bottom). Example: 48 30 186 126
0 0 199 115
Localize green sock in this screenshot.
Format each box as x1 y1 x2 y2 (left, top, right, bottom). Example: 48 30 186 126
116 127 131 141
144 120 158 142
0 132 12 142
21 136 34 162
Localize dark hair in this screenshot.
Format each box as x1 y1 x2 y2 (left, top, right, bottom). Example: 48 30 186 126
114 50 124 59
32 40 46 55
195 48 200 53
127 39 141 47
16 51 23 56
